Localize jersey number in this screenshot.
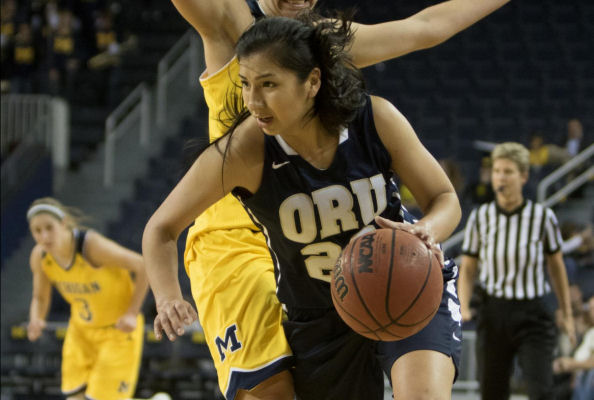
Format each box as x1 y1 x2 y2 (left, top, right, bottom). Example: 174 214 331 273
74 298 93 322
301 242 342 283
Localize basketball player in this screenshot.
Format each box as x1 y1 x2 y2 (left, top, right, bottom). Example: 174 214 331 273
163 0 509 399
26 197 148 400
144 14 462 399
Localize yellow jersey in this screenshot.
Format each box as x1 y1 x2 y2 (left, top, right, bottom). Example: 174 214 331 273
185 57 259 249
41 230 135 328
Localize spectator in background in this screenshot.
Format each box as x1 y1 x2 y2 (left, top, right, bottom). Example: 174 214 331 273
562 118 588 199
10 22 39 93
463 156 495 206
529 131 551 172
0 0 17 92
553 295 594 400
565 119 584 158
46 8 81 99
529 131 571 170
0 0 17 41
553 285 587 400
527 131 570 198
73 0 106 54
87 9 136 108
559 286 589 355
560 222 593 285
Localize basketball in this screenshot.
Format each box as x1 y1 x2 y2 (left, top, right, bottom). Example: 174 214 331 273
331 228 443 341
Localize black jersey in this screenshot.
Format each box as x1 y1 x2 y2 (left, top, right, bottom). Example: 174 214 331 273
234 96 404 309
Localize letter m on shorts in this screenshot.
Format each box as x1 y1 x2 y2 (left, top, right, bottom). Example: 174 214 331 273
215 324 242 362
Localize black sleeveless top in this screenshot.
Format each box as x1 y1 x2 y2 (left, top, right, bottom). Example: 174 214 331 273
234 95 405 309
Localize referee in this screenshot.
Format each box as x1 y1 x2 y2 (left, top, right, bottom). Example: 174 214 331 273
459 142 576 400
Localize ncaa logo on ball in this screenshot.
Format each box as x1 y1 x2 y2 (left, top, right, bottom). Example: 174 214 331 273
357 234 375 273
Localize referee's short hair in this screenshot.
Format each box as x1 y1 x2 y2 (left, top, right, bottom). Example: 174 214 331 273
491 142 530 173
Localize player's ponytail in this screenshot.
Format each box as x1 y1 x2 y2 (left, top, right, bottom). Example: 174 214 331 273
217 12 366 189
230 11 366 137
302 10 366 134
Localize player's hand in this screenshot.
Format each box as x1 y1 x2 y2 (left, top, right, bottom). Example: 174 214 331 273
154 298 198 341
27 319 46 342
375 216 444 268
115 312 138 333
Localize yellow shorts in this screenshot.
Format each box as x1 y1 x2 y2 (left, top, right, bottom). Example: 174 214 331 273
61 314 144 400
185 228 293 399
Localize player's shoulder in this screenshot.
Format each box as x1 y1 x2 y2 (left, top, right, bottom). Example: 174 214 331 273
369 95 396 112
229 115 260 144
369 95 405 128
231 117 264 160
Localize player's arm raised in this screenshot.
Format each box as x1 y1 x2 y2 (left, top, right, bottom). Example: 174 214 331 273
142 124 262 340
350 0 510 68
371 96 461 244
28 245 52 341
170 0 253 71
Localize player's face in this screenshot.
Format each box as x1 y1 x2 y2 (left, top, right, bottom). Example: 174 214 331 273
29 213 68 253
259 0 318 18
491 158 527 198
240 51 317 136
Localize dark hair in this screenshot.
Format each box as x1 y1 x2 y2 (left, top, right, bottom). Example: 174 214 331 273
215 11 365 186
187 12 364 190
233 11 366 136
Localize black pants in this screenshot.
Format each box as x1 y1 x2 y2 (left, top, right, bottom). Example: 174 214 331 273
284 308 384 400
476 295 558 400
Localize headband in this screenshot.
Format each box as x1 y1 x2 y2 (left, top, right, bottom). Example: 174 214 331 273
27 204 66 221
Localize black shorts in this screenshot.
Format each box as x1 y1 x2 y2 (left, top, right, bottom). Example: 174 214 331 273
284 260 462 400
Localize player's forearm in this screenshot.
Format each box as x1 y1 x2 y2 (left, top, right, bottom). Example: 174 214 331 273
29 296 50 322
125 265 150 316
408 0 510 44
142 221 185 307
350 0 510 68
417 191 461 244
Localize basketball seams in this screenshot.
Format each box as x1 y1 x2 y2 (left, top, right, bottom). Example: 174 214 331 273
330 239 382 340
385 229 396 321
330 285 383 341
349 232 386 334
331 229 442 341
389 237 434 323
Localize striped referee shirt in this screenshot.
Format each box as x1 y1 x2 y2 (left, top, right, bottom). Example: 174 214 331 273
461 200 563 300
